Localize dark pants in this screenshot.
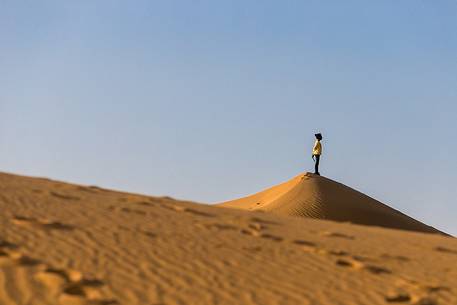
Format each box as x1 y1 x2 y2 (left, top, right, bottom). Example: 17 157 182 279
314 155 320 175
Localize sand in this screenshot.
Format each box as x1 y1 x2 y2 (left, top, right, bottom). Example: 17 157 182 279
220 173 443 235
0 172 456 304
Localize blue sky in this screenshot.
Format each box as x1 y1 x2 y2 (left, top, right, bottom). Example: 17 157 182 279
1 0 456 234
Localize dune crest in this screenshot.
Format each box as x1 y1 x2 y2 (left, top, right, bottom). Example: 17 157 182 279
219 172 443 234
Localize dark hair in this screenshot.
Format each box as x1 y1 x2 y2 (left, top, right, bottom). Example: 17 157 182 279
315 133 323 140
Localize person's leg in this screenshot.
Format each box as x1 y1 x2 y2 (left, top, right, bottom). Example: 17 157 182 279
315 155 320 175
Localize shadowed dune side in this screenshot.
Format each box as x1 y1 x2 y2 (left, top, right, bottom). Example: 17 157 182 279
219 173 444 235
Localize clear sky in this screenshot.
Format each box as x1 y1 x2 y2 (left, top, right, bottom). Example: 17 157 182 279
1 1 456 235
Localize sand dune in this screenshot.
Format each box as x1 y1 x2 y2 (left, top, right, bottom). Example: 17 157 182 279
0 172 456 304
219 172 443 234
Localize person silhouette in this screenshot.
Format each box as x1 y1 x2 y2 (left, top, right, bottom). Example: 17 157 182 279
312 133 323 175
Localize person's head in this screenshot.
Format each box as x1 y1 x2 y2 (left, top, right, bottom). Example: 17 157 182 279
315 133 323 141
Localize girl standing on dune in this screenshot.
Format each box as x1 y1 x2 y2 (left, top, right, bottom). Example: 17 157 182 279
312 133 323 175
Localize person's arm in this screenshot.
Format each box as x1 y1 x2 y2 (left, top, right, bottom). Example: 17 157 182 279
312 141 318 159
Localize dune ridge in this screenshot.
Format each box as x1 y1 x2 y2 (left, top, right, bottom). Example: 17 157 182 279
219 172 443 234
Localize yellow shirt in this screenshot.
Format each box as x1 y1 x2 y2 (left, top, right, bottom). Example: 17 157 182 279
312 140 322 155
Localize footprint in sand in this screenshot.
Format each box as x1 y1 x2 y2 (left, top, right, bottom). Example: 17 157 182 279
301 172 315 180
384 278 450 305
12 215 75 231
292 240 317 247
381 254 410 262
200 223 239 231
321 231 355 240
36 268 117 305
250 217 280 226
0 249 41 269
240 229 262 237
248 222 267 231
260 234 283 242
0 237 117 304
181 208 216 218
162 205 216 218
435 246 457 255
290 238 353 258
108 206 150 216
239 222 283 242
76 186 99 194
292 240 318 252
292 239 317 250
0 240 38 268
335 258 391 275
135 201 156 207
242 246 262 252
50 191 81 201
325 250 350 257
142 231 158 239
385 291 412 303
290 236 389 276
0 240 18 250
120 207 147 216
335 258 364 269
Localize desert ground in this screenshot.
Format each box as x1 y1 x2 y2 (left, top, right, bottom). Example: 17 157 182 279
0 172 456 305
219 173 443 234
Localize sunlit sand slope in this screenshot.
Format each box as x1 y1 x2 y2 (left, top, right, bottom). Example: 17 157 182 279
219 173 443 234
0 172 455 304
